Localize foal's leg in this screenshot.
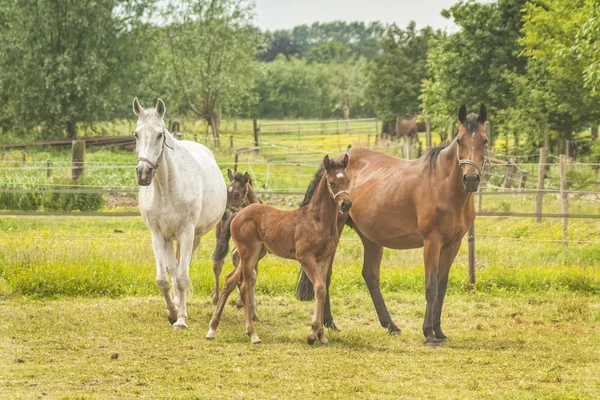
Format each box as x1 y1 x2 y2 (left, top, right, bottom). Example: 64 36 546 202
247 247 266 322
422 236 443 346
433 241 461 342
211 221 224 305
357 231 401 333
323 252 339 331
172 226 197 330
151 233 178 324
239 247 263 344
206 264 243 340
298 255 328 345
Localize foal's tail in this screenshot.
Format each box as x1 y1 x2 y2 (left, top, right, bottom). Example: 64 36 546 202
212 214 235 262
294 215 355 301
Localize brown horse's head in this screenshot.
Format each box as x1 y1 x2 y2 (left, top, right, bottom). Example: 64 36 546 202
323 154 352 213
226 169 252 210
456 104 488 192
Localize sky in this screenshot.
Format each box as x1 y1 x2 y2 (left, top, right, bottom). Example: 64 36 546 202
253 0 462 32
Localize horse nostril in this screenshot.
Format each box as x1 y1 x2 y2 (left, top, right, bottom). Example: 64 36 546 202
475 175 481 183
462 175 468 184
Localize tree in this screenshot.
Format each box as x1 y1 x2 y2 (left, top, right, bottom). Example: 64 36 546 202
260 30 301 62
0 0 150 138
368 22 435 131
421 0 527 138
165 0 261 147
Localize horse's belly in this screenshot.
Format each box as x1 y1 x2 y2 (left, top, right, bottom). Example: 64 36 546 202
376 233 424 250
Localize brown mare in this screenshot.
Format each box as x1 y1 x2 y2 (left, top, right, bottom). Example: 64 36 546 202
207 155 352 344
297 104 488 346
211 170 262 306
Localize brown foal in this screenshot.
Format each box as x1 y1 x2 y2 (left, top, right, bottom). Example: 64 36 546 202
207 155 352 344
297 104 489 346
211 170 261 305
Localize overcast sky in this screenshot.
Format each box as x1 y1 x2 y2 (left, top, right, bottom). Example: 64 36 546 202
253 0 463 32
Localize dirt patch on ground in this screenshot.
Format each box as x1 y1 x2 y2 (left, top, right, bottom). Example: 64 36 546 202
105 193 138 208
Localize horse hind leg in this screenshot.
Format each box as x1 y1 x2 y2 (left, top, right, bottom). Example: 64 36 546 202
206 264 243 340
248 247 266 322
298 256 328 345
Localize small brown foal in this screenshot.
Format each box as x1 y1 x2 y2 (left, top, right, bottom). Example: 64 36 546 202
206 155 352 344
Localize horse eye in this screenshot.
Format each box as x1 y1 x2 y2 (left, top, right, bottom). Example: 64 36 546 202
483 139 488 145
133 131 138 138
457 138 462 145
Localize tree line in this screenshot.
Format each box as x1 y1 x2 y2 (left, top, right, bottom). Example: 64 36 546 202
1 0 599 158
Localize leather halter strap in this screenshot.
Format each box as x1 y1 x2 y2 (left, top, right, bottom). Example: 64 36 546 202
456 144 488 176
137 131 171 170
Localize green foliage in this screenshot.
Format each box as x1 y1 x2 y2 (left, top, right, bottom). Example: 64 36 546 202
368 22 435 128
422 0 527 136
0 0 152 139
43 180 104 212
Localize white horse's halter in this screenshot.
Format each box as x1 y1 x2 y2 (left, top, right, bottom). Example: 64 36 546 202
137 130 172 170
456 144 489 176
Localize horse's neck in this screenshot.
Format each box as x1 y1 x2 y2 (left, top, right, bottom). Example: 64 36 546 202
148 134 179 197
307 175 338 230
437 140 472 205
246 186 260 204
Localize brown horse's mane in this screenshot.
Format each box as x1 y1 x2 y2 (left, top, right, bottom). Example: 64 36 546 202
300 162 345 207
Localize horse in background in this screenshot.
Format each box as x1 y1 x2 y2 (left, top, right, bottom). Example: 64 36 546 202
207 155 352 344
211 169 262 306
296 105 489 346
133 98 226 330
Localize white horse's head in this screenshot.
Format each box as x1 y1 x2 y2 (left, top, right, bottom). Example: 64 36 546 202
132 98 169 186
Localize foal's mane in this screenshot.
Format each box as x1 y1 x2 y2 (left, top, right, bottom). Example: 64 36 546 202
300 161 345 207
232 172 253 187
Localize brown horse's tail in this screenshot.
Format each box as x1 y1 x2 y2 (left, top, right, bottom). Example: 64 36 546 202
212 213 235 262
294 215 355 301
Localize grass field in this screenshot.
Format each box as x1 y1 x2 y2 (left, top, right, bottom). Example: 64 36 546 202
2 119 600 398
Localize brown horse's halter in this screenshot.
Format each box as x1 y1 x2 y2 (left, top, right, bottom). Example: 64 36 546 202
137 130 173 171
327 179 349 201
456 143 489 176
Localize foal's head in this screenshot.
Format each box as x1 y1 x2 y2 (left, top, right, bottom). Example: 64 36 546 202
132 98 170 186
323 154 352 213
226 169 252 210
456 104 488 192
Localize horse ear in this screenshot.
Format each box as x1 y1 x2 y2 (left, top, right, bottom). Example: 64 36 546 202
458 104 467 124
342 154 349 169
133 98 143 117
478 104 487 123
244 172 252 185
323 155 331 169
156 98 166 118
227 169 234 181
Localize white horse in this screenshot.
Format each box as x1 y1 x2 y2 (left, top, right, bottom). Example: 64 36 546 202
133 98 227 330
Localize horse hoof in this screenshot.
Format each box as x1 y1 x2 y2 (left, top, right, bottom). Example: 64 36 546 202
424 338 441 348
206 329 216 340
307 336 316 346
319 337 329 345
235 298 244 309
168 317 177 325
173 321 188 330
388 328 402 335
324 321 340 332
436 336 448 343
252 315 260 322
250 334 261 344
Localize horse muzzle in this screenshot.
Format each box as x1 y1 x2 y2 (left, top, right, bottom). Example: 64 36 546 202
340 199 352 213
136 165 154 186
462 173 480 193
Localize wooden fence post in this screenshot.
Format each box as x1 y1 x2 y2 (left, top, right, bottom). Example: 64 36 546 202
347 144 352 151
233 153 239 174
395 116 400 140
560 155 569 246
71 140 85 182
46 160 52 179
229 135 233 153
535 147 546 222
253 119 259 152
519 171 528 191
22 152 26 167
426 117 432 150
502 160 517 190
468 223 476 290
405 136 412 160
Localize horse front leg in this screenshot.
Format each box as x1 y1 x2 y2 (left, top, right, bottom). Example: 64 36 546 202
433 241 461 342
298 255 328 345
422 236 442 347
173 227 197 330
151 233 178 324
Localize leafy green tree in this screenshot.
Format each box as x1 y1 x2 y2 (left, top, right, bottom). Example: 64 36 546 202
165 0 261 146
368 22 435 131
0 0 150 138
421 0 527 138
260 30 301 62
